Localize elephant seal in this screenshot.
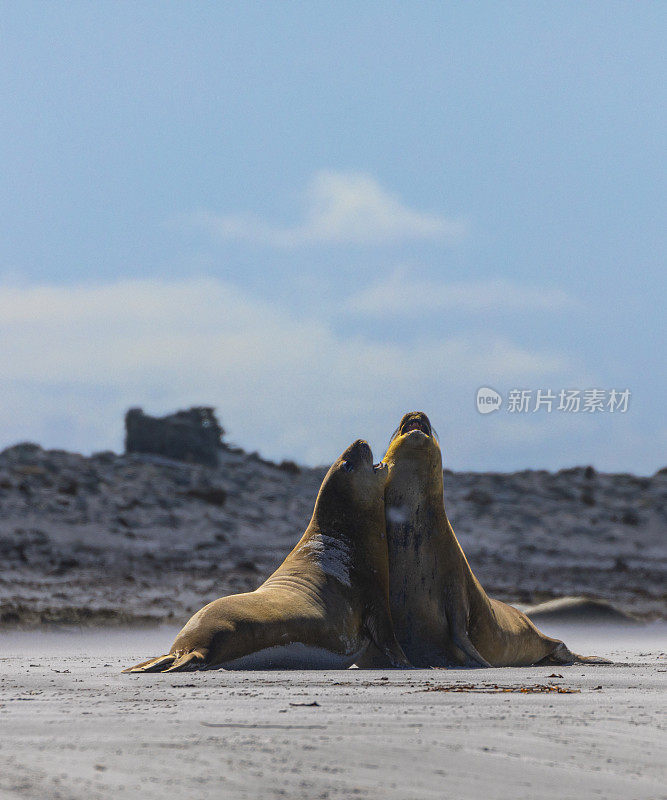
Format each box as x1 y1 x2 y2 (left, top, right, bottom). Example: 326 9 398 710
525 596 638 626
124 439 410 672
361 411 608 668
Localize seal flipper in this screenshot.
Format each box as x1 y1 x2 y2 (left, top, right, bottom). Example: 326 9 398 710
445 603 492 667
353 640 387 668
363 605 412 668
122 654 176 673
164 650 207 672
537 641 612 666
381 637 412 668
123 649 208 673
450 629 492 668
573 653 612 664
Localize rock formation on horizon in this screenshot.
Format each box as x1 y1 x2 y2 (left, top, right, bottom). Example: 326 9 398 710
125 407 224 467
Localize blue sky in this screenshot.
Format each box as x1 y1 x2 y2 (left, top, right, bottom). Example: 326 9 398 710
1 2 665 472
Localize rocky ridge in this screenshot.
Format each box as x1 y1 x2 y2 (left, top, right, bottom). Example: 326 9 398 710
0 442 664 628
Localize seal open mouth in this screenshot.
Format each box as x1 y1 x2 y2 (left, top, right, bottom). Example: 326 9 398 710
402 420 430 435
399 413 432 437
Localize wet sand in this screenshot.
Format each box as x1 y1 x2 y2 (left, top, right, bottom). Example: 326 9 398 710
1 624 665 800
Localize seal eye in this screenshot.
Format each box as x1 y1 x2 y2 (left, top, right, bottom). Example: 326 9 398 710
342 460 355 473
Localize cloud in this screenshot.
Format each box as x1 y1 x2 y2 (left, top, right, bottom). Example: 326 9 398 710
189 171 466 247
0 276 578 466
346 270 580 316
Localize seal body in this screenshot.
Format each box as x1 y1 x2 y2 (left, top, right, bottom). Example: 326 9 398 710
366 412 605 668
124 439 409 672
524 596 638 626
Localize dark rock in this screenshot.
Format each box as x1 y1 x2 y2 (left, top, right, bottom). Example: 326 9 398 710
55 557 80 573
184 485 227 507
2 528 51 567
116 497 140 511
248 451 276 468
125 407 224 467
581 489 595 506
557 466 587 478
13 464 47 478
620 509 640 526
550 485 577 501
584 465 596 480
195 540 216 550
1 442 42 460
57 478 78 496
278 459 301 475
92 451 117 464
465 489 493 506
236 559 258 572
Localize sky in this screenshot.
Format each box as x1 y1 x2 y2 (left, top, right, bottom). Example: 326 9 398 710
1 2 665 473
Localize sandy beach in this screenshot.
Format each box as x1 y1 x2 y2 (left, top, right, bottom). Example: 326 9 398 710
1 624 665 800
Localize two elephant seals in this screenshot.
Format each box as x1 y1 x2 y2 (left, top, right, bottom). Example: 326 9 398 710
371 411 607 668
124 439 409 672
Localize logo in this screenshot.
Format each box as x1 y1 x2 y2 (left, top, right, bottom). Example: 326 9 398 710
476 387 502 414
475 387 631 416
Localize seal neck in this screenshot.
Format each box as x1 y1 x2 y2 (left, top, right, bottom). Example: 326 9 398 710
313 501 385 535
386 452 445 504
310 482 384 540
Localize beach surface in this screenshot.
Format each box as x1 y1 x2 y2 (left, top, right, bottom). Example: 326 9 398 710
1 624 665 800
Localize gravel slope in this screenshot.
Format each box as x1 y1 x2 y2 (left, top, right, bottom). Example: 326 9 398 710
0 442 665 627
